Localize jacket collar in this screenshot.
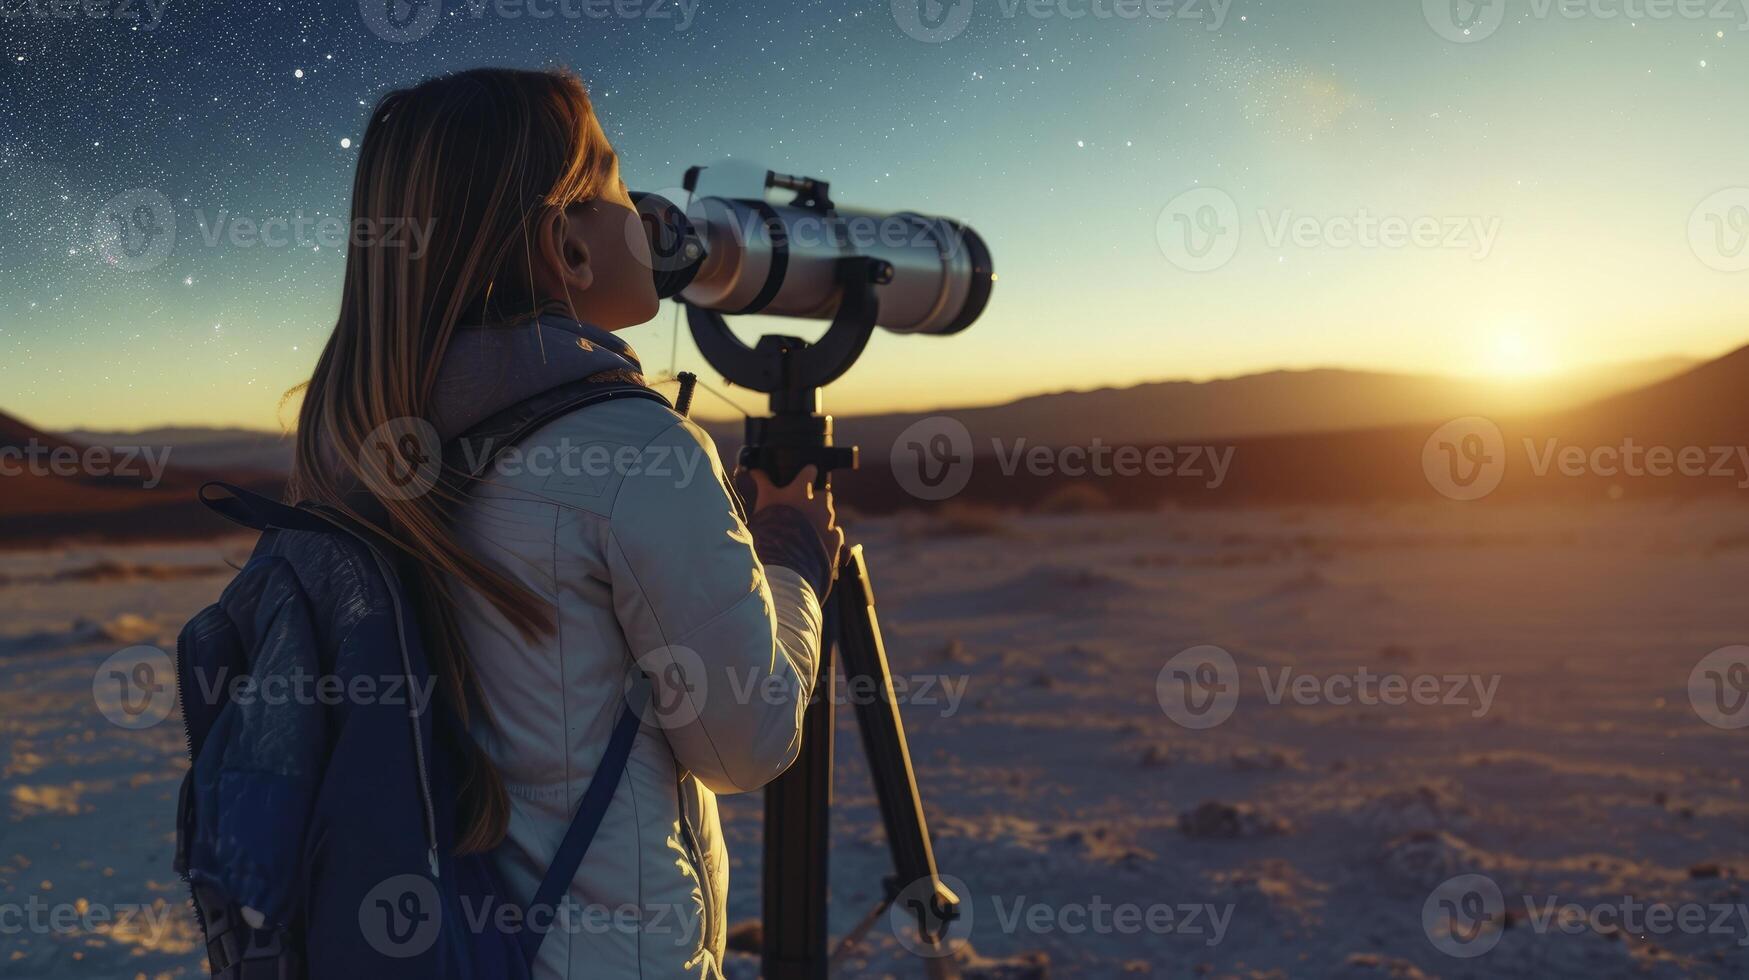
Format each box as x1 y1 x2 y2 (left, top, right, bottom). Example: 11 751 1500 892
428 316 647 444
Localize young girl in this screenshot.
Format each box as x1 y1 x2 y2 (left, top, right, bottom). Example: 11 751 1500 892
288 67 841 978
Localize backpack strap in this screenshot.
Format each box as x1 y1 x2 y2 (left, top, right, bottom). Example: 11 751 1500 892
198 482 342 535
444 378 673 479
520 676 649 965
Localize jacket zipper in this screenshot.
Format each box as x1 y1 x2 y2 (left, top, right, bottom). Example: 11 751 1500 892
676 778 713 952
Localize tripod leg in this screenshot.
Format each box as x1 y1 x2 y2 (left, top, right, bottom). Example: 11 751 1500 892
761 587 837 980
835 545 962 975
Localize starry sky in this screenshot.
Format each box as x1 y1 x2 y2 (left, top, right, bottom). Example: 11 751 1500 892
2 0 1747 431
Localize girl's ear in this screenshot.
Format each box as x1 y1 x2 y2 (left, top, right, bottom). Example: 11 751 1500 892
535 205 595 296
560 207 595 292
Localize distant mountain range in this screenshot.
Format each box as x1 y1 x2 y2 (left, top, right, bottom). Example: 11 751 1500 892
700 356 1696 454
0 351 1733 545
60 356 1696 477
0 412 279 545
60 425 296 476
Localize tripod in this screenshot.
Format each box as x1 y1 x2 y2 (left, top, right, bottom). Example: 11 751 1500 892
685 257 962 978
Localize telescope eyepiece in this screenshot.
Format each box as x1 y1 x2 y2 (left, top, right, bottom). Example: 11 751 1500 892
629 191 707 300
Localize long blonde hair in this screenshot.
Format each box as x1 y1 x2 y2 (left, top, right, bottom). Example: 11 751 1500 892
287 67 620 853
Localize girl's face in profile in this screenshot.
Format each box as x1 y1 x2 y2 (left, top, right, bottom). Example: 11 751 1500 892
534 156 661 331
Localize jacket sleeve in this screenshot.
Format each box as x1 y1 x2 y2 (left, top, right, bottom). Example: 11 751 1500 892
603 416 823 794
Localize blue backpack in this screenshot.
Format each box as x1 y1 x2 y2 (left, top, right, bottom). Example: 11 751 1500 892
173 380 668 979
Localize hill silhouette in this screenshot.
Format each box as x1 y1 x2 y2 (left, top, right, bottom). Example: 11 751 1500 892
719 356 1693 453
0 410 281 546
2 350 1735 545
825 346 1749 511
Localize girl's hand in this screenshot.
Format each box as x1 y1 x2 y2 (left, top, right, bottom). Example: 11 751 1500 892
749 465 845 572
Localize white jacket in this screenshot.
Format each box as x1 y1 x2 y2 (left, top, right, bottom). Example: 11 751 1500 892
435 319 823 978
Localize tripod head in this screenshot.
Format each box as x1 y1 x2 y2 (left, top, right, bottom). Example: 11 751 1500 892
686 254 893 488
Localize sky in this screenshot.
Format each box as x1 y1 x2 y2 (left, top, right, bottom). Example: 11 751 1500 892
2 0 1747 431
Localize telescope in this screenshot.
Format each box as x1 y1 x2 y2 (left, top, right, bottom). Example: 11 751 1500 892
631 163 994 487
631 164 993 336
630 164 993 978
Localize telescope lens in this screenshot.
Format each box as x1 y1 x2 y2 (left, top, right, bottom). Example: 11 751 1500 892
628 191 706 299
920 217 993 336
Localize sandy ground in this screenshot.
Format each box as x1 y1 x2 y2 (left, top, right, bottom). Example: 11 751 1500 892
3 501 1748 977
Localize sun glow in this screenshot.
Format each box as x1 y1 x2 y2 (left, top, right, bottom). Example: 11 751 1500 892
1481 318 1558 378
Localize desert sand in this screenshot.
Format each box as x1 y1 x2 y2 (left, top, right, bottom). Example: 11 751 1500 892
2 501 1746 977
